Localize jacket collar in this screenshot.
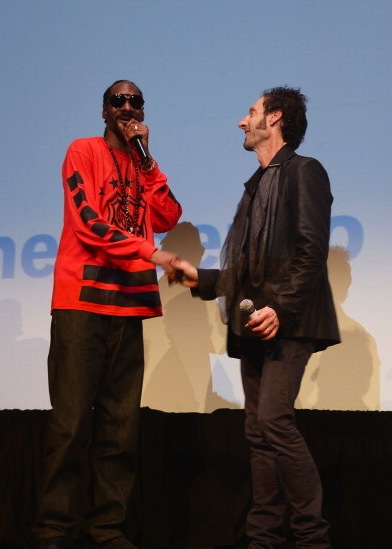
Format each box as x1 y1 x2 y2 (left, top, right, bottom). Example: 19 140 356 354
244 144 296 193
268 143 296 167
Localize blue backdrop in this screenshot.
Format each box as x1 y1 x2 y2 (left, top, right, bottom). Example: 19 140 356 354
0 0 390 410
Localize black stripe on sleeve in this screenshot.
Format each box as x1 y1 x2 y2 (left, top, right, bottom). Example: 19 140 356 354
67 171 84 191
80 206 99 223
90 222 111 238
110 230 128 242
73 189 86 208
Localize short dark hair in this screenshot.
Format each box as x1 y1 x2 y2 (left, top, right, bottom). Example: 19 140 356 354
102 80 143 105
262 86 308 149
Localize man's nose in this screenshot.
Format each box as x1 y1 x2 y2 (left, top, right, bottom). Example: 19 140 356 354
238 117 247 128
121 102 135 117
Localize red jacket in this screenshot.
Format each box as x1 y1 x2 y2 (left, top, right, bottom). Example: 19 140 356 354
52 137 182 317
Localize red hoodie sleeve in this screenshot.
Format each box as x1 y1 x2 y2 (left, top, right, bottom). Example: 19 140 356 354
61 139 182 263
142 161 183 233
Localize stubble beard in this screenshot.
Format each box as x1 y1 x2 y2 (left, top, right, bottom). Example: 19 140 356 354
243 119 267 151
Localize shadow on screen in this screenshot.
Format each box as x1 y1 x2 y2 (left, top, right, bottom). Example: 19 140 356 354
143 233 380 412
142 221 240 412
296 245 380 411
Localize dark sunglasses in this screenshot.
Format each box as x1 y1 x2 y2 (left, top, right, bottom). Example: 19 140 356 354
106 93 145 110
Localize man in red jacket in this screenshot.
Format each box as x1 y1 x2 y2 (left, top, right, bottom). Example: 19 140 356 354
35 80 182 549
172 86 340 548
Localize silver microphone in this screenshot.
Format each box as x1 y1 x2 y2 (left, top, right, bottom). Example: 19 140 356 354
240 298 280 355
239 299 258 319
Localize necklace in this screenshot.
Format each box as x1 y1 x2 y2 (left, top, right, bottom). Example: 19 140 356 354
105 139 141 234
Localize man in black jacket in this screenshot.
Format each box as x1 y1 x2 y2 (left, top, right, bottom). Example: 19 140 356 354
171 86 340 548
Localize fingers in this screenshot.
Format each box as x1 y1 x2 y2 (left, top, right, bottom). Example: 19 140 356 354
137 122 147 137
150 250 178 270
260 321 279 340
119 120 149 149
168 259 199 288
245 306 279 340
126 121 147 139
167 267 185 285
149 252 198 288
251 324 278 340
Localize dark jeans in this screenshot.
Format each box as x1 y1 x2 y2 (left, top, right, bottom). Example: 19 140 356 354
241 339 331 549
34 310 144 544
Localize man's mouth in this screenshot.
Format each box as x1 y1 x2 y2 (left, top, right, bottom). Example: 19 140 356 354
118 113 133 121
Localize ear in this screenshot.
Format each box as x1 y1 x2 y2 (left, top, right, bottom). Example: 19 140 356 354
102 104 108 122
268 110 283 126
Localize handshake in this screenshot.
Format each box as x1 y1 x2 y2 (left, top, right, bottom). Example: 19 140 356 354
149 250 199 288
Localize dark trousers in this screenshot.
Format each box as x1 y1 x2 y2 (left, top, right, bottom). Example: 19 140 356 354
34 310 144 544
241 339 331 549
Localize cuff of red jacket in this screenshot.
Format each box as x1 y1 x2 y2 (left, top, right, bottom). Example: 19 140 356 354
138 241 158 261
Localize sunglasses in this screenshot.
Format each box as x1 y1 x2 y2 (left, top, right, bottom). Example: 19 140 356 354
106 93 145 110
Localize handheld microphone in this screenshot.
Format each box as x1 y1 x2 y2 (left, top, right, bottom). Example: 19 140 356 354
239 299 258 320
240 298 280 355
133 137 149 164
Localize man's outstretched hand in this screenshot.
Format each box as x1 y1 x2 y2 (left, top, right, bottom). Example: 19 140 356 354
168 258 199 288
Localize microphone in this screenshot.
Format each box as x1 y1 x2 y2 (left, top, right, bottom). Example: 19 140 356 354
240 298 280 356
239 299 258 320
133 137 149 164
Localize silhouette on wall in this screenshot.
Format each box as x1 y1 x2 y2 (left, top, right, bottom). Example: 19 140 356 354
143 237 380 412
296 246 380 410
142 222 240 412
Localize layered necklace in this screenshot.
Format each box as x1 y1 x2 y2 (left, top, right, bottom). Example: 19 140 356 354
105 140 141 234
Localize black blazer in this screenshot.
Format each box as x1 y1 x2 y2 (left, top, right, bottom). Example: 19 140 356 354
196 147 340 356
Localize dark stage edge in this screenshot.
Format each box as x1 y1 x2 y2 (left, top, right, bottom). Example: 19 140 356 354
1 408 391 549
